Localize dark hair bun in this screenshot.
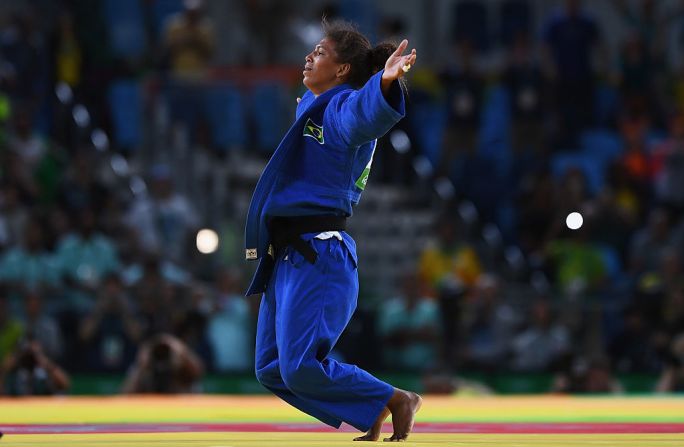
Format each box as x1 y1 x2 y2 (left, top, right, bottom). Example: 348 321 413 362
369 42 396 75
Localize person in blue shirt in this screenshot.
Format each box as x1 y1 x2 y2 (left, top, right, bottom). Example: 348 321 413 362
244 20 420 442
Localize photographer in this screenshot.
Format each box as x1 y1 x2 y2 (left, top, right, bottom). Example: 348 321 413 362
79 273 142 372
656 333 684 392
122 333 204 394
1 340 70 395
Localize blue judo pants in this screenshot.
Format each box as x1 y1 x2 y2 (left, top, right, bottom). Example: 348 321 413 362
254 233 394 432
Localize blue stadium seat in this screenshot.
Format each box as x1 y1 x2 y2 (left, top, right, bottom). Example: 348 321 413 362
478 86 512 175
204 84 247 150
453 1 490 50
594 83 619 126
408 100 447 167
150 0 184 38
551 151 605 194
339 0 378 41
251 82 287 153
102 0 147 59
597 244 623 282
460 154 508 223
580 129 624 165
108 80 142 150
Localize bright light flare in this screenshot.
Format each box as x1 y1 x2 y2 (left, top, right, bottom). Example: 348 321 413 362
566 212 583 230
196 229 219 254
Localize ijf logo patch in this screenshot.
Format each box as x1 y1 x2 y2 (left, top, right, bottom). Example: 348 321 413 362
303 118 324 144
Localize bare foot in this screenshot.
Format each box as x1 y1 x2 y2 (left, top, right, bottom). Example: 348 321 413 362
383 389 422 442
353 406 390 441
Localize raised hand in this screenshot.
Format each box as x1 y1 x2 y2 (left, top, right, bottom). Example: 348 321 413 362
381 39 417 85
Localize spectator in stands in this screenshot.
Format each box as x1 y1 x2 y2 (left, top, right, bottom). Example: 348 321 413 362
56 150 109 212
243 0 292 65
418 216 482 293
552 354 622 394
0 12 47 106
78 273 142 372
121 248 191 287
461 274 522 371
176 285 213 370
629 208 672 276
7 107 46 171
652 110 684 212
586 186 637 263
53 12 82 89
0 292 23 364
161 0 215 79
377 272 441 372
606 159 642 220
0 183 29 250
124 164 199 263
545 224 607 296
122 333 204 394
656 333 684 392
646 285 684 368
542 168 591 247
617 32 657 117
502 31 545 154
0 339 69 396
439 38 485 168
131 256 185 337
577 358 623 393
509 299 570 372
206 268 252 372
22 291 63 361
609 305 662 373
612 0 675 70
541 0 601 148
421 371 494 395
54 207 120 292
634 247 684 328
0 216 60 293
517 170 556 254
2 151 40 205
659 287 684 339
618 112 654 200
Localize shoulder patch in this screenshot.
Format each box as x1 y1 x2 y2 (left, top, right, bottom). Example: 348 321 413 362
303 118 324 144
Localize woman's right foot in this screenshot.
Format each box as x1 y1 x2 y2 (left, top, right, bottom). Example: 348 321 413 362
384 388 422 442
353 406 390 441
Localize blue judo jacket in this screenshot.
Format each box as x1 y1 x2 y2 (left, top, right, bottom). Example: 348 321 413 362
244 70 405 295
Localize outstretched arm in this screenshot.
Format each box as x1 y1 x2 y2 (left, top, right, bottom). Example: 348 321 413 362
381 39 417 96
325 39 418 147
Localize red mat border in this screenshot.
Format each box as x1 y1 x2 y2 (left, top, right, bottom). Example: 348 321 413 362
2 423 684 435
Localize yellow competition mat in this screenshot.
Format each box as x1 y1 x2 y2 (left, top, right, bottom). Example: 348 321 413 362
0 395 683 446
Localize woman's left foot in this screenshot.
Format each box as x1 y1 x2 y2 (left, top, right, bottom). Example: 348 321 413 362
383 389 422 442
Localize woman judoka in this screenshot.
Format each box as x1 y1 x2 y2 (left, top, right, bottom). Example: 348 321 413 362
244 20 421 442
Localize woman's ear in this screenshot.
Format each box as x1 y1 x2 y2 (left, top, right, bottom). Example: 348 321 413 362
336 63 351 80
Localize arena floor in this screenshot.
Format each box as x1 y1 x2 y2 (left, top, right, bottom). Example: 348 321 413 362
1 395 683 446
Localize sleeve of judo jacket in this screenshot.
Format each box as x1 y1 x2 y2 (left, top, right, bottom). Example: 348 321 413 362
324 70 406 148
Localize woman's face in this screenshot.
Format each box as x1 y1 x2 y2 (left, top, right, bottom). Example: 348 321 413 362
303 38 346 95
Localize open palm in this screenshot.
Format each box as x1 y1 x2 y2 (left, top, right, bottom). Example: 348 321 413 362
382 39 417 83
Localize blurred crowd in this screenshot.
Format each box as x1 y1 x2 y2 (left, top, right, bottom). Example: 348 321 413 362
1 0 684 397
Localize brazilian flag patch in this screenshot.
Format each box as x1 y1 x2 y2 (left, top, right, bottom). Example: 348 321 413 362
303 118 324 144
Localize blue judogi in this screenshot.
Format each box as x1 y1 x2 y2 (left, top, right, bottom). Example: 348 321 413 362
244 70 405 432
